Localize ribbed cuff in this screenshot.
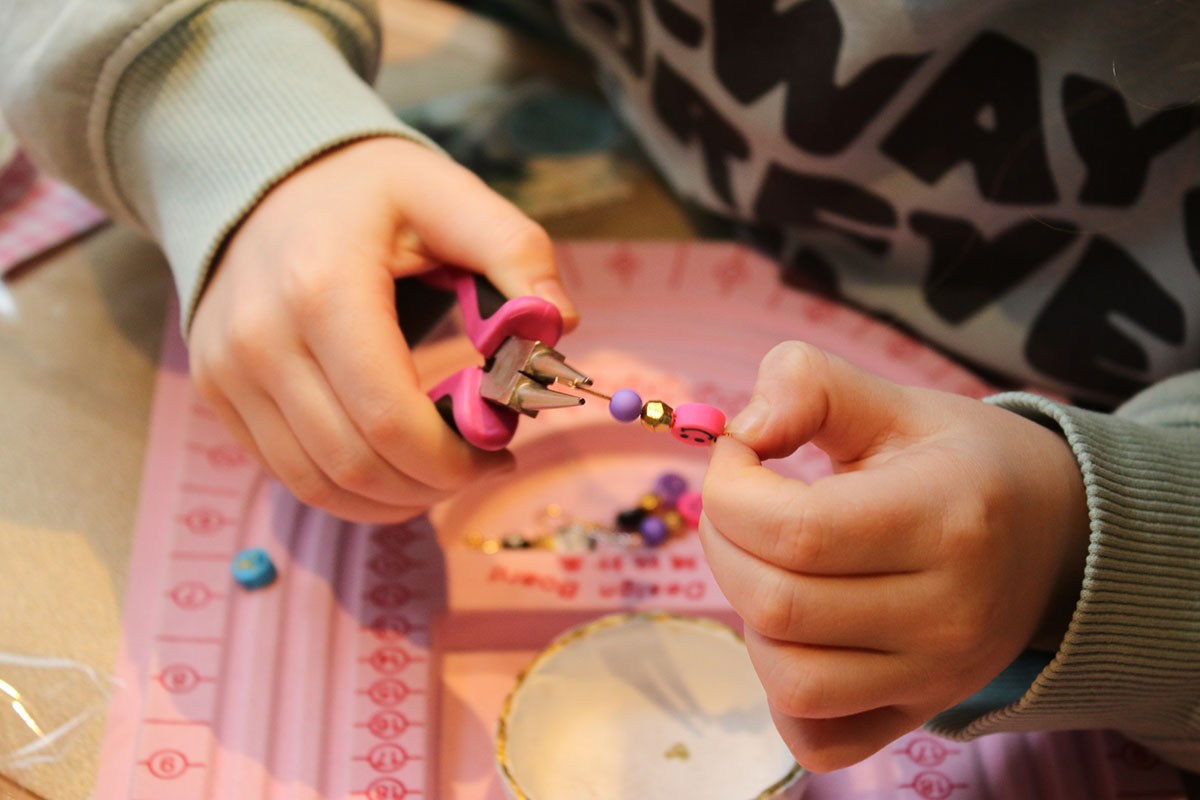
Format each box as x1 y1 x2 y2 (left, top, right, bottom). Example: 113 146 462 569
927 388 1200 771
104 0 439 331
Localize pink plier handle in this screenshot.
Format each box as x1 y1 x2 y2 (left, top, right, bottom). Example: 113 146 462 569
423 268 563 450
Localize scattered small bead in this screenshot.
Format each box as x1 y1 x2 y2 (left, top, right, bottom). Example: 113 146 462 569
555 523 598 552
677 490 703 528
467 476 707 554
638 492 661 512
670 403 727 446
502 533 532 549
653 472 688 506
640 515 669 547
231 548 277 590
640 400 674 432
616 532 642 549
609 388 644 423
616 507 648 532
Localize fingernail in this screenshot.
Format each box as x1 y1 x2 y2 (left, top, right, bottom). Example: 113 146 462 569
727 395 769 439
533 279 578 322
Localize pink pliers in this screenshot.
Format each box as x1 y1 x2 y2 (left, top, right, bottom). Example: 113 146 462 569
423 268 591 451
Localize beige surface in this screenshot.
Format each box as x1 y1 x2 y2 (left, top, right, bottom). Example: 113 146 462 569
0 227 170 800
0 3 693 798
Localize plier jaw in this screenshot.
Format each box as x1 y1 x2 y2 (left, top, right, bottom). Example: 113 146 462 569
481 337 591 417
421 268 590 450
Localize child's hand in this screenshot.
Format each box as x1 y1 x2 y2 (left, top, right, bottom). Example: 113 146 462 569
188 137 577 522
699 342 1090 772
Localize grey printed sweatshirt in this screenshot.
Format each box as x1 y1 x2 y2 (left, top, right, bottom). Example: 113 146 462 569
1 0 1198 771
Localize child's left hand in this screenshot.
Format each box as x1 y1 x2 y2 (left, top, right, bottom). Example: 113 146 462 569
699 342 1091 772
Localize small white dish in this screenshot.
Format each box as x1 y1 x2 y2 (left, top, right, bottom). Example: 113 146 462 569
497 613 808 800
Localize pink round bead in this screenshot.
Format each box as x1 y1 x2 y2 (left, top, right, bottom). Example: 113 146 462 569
677 490 703 528
669 403 726 446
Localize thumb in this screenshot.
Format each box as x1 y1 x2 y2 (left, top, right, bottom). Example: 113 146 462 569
725 341 908 462
384 141 579 330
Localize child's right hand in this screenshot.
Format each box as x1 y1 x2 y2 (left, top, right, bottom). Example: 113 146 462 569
188 137 577 522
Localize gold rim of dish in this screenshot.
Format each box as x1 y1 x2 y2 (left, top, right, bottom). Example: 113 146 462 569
495 611 807 800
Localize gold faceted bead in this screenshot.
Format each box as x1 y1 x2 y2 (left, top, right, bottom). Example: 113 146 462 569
640 400 674 432
638 493 660 512
661 510 684 533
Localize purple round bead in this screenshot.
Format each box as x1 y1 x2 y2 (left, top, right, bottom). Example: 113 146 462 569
609 388 643 423
639 515 669 547
653 472 688 507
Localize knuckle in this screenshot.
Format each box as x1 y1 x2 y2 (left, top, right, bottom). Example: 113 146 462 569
943 491 992 560
225 310 274 369
773 670 829 719
190 332 238 389
189 355 223 399
742 572 798 641
355 398 465 490
925 497 1001 654
279 258 334 318
932 597 995 658
287 470 337 510
324 450 377 494
768 497 825 570
358 399 406 450
207 355 241 392
495 218 553 265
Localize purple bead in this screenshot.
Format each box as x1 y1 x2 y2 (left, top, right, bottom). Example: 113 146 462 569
653 472 688 507
640 515 669 547
609 388 643 423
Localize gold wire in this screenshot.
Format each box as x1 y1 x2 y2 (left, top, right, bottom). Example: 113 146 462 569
570 384 612 401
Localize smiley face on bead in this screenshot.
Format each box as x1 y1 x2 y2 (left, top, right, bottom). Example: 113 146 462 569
675 427 719 444
669 403 726 446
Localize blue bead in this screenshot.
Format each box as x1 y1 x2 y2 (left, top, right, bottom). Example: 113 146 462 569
231 547 277 590
609 388 643 423
653 472 688 506
640 516 669 547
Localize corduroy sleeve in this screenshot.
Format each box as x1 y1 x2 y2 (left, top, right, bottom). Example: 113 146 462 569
0 0 438 330
927 370 1200 772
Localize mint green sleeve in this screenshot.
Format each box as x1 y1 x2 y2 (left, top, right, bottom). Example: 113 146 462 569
927 370 1200 772
0 0 439 329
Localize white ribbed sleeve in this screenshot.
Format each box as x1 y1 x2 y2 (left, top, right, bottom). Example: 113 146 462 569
929 371 1200 771
0 0 436 328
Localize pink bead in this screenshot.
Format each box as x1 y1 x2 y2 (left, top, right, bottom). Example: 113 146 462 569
677 490 703 527
669 403 726 446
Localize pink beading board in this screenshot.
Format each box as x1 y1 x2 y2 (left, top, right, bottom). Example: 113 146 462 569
94 242 1187 800
0 153 107 275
